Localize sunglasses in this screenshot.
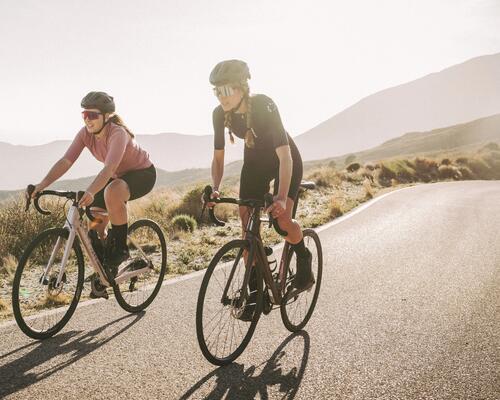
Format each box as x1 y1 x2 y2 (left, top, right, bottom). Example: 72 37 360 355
213 85 236 98
81 111 103 121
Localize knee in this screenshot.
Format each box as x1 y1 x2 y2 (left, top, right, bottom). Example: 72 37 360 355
276 214 293 229
104 180 129 204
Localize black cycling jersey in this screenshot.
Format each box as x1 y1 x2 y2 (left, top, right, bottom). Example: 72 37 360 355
213 94 303 200
213 94 301 170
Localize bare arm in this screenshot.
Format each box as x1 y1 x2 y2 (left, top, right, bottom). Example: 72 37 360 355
275 145 293 201
85 164 116 196
211 149 225 191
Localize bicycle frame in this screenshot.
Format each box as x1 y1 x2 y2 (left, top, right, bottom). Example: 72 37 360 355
39 203 152 290
246 207 293 306
219 205 295 308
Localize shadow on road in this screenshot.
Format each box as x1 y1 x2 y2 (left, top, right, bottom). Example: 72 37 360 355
180 331 310 400
0 312 144 397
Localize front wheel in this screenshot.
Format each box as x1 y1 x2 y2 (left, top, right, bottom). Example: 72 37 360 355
12 228 85 340
112 219 167 313
280 229 323 332
196 239 263 366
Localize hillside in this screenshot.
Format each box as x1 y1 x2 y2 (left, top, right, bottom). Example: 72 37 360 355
2 113 498 202
295 53 500 160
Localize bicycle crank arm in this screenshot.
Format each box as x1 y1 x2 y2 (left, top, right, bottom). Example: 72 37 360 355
114 265 152 285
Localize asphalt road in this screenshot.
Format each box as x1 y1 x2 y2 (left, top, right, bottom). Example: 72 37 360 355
1 181 499 400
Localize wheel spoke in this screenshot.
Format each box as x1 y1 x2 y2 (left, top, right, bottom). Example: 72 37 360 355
197 240 260 365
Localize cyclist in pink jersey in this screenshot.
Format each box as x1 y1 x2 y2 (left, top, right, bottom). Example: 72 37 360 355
27 92 156 275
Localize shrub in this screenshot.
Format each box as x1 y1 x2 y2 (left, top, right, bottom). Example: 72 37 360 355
457 166 475 180
0 195 66 267
414 158 438 182
440 158 451 166
482 151 500 178
364 164 375 171
137 198 173 228
455 157 469 165
363 179 374 199
329 195 344 218
169 185 205 221
171 214 197 232
377 163 396 186
438 165 461 180
467 157 492 179
346 162 361 172
359 168 374 183
307 167 341 188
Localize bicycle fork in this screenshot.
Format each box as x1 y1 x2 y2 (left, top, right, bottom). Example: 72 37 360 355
39 205 79 289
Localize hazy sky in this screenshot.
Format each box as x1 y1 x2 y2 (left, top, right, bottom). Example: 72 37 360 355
1 0 499 145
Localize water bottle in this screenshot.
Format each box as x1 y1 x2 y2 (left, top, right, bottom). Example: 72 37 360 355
265 246 277 272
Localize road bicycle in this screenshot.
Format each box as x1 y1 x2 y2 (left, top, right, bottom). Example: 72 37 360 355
196 182 323 365
12 186 167 340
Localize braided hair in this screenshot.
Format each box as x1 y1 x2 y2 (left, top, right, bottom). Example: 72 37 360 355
223 82 257 148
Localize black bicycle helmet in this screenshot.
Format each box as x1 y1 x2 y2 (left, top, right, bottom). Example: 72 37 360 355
81 91 115 113
209 60 251 86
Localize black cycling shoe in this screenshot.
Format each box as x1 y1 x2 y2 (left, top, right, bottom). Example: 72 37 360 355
89 274 109 299
237 291 257 322
237 268 258 321
294 249 315 290
106 246 130 269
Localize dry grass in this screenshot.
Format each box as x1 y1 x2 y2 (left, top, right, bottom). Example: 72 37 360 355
0 144 498 321
0 196 66 268
329 197 344 218
307 167 342 188
0 298 8 313
0 254 17 285
34 293 72 310
363 179 374 199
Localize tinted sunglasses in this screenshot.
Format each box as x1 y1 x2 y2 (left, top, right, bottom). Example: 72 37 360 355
213 85 235 97
81 111 103 121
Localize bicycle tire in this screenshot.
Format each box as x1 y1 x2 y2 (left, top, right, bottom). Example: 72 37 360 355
196 239 263 366
113 219 167 313
12 228 84 340
280 229 323 332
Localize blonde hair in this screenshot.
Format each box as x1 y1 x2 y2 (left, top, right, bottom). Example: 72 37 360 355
223 82 257 148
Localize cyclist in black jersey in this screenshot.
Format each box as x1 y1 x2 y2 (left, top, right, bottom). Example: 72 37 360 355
208 59 314 291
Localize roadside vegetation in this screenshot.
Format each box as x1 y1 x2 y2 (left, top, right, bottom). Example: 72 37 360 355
0 142 499 319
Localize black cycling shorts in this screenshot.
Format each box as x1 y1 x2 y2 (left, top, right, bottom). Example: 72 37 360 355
239 158 303 201
91 164 156 210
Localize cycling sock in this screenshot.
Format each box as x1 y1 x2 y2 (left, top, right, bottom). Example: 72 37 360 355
111 223 128 249
291 239 308 258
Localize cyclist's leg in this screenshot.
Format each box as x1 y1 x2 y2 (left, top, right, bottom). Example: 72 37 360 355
238 163 271 317
273 158 313 289
104 165 156 266
89 180 112 240
272 154 304 244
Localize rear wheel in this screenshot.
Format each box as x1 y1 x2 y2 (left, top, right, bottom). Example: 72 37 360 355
280 229 323 332
196 239 263 366
112 219 167 313
12 228 84 339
